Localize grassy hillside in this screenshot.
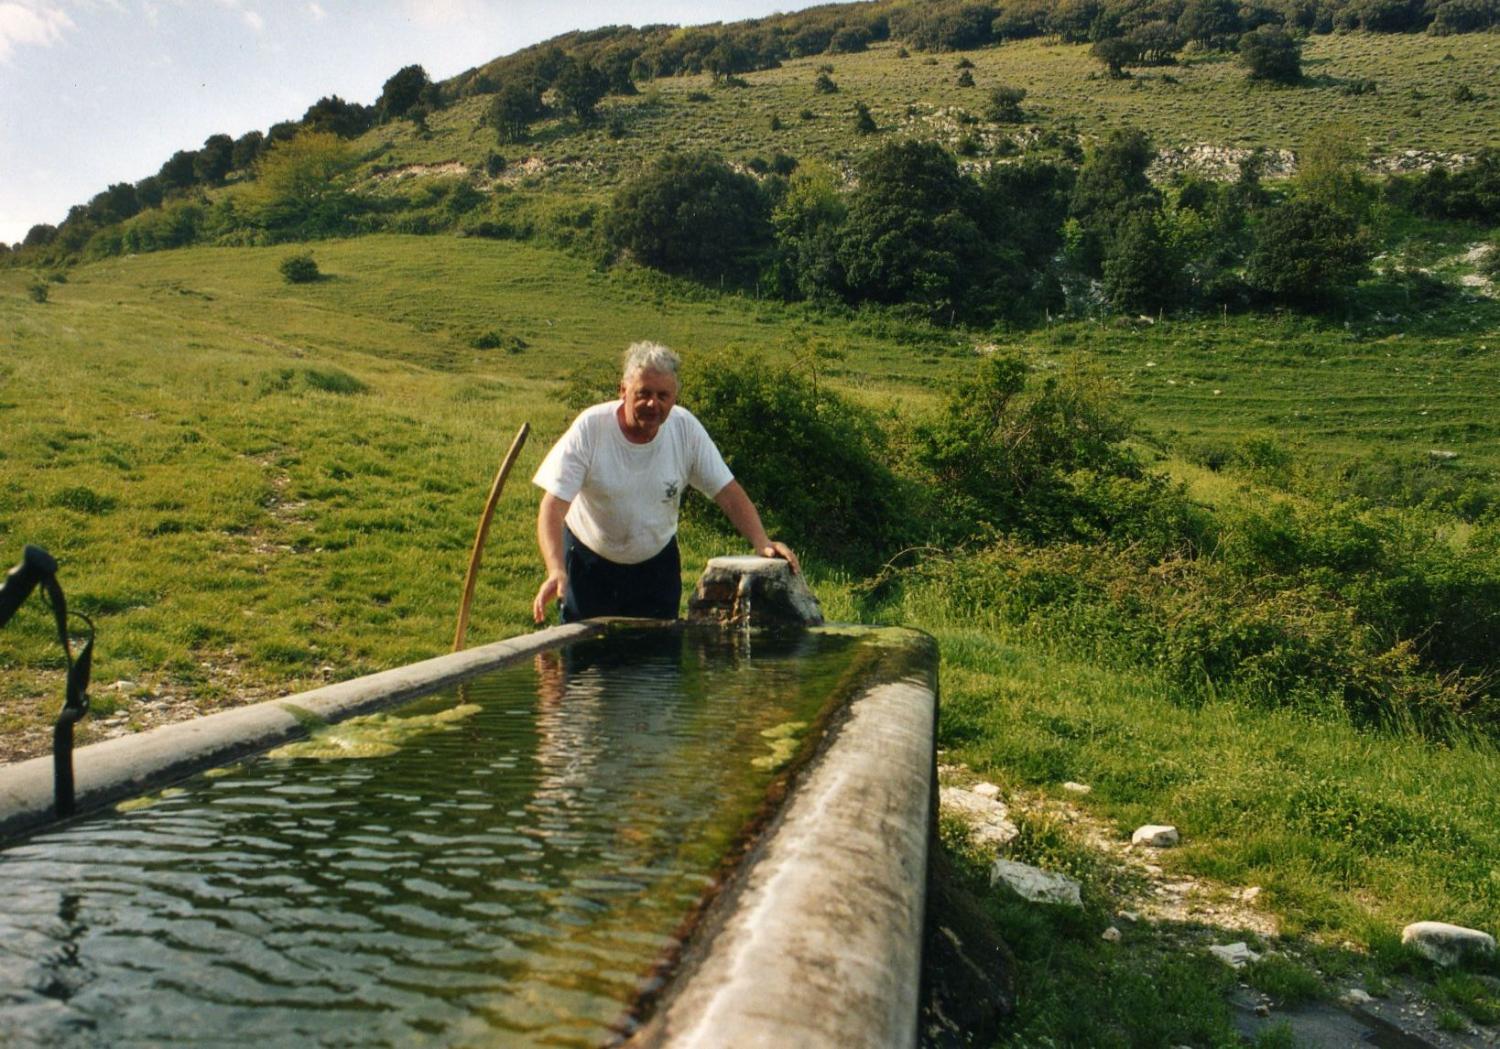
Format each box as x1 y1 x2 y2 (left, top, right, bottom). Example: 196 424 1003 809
368 33 1500 187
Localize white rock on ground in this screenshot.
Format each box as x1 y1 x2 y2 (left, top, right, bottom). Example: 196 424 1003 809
1131 824 1180 848
990 859 1083 908
1101 926 1122 943
1062 781 1092 795
1208 942 1261 969
1401 921 1496 967
940 785 1019 846
1341 989 1376 1006
972 782 1001 798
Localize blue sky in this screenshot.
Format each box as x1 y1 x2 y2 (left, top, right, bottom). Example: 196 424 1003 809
0 1 826 245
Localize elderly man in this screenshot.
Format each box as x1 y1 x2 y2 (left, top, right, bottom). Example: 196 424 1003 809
532 342 799 623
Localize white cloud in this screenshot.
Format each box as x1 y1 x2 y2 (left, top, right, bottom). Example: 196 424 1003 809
0 1 76 60
242 7 261 31
306 1 324 20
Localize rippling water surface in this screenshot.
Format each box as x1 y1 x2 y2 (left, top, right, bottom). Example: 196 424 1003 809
0 627 859 1047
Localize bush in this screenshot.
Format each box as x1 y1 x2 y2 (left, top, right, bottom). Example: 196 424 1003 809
986 85 1027 122
683 352 909 571
27 281 48 303
1239 26 1302 84
910 353 1139 543
814 71 838 94
1247 198 1370 308
279 253 321 283
606 151 772 282
301 367 367 395
837 140 991 322
913 497 1500 739
853 101 877 134
1102 210 1179 312
956 69 975 87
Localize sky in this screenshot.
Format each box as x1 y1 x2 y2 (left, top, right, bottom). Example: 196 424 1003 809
0 0 829 246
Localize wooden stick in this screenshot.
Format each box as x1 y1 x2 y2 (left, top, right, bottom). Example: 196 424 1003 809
453 422 530 652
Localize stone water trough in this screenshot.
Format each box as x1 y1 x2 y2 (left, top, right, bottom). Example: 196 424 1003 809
0 556 938 1047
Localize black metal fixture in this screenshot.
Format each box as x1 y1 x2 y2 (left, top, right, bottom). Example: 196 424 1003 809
0 545 94 817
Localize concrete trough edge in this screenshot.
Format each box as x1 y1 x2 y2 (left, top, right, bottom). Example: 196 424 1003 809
0 622 602 843
634 629 938 1049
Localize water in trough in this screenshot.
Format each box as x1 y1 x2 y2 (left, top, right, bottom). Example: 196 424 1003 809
0 625 869 1047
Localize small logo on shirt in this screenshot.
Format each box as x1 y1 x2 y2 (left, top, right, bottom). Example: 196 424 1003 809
663 480 680 504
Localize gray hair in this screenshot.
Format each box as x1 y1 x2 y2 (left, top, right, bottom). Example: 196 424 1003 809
621 341 680 381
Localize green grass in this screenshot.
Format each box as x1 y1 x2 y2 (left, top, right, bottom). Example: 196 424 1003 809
0 236 942 747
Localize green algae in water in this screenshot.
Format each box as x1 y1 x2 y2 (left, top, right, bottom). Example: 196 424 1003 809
753 719 809 770
761 720 808 740
266 703 481 760
115 786 186 813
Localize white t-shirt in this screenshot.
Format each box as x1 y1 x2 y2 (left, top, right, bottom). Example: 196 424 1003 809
532 401 735 564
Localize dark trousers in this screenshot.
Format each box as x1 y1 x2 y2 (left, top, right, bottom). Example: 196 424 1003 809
561 526 681 622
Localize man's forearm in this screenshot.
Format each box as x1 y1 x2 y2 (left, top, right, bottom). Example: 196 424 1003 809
713 481 772 549
537 494 570 574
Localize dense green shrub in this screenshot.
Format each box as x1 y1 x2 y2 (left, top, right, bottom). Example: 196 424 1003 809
279 253 321 283
915 502 1499 738
683 352 909 571
910 354 1141 543
1239 25 1302 83
1102 210 1179 312
1068 128 1161 274
119 201 205 253
985 85 1027 122
1392 149 1500 224
1247 198 1369 308
838 140 996 322
606 151 771 282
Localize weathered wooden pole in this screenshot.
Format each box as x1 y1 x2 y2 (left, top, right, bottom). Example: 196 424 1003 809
452 422 529 652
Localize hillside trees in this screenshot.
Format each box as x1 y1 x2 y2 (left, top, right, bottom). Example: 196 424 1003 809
1247 197 1370 307
378 64 431 121
1178 0 1243 47
232 131 265 170
157 150 199 193
249 130 360 236
554 57 609 120
193 134 235 186
889 3 998 50
87 183 140 225
771 162 848 301
1068 128 1161 274
606 151 772 281
1240 25 1302 82
488 80 544 142
301 96 373 138
837 140 994 322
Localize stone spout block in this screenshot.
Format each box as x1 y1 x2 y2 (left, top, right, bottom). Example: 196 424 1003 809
687 556 823 628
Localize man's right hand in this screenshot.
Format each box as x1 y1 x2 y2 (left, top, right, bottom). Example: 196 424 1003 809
533 572 567 623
